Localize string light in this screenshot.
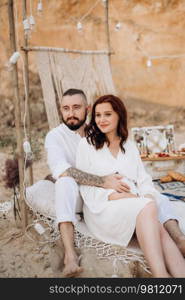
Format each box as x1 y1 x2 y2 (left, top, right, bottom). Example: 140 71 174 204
37 0 43 16
146 58 152 67
136 40 185 68
102 0 107 6
76 0 101 32
115 22 122 31
4 0 34 222
76 21 83 32
9 51 20 64
23 18 31 38
23 140 32 154
29 15 36 31
5 51 20 71
28 0 36 32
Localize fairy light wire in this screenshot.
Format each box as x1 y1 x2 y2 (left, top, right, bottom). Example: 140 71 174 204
12 0 33 207
78 0 101 23
29 0 33 15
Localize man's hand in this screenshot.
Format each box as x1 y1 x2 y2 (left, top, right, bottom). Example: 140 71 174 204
59 168 130 192
108 191 138 200
102 174 130 193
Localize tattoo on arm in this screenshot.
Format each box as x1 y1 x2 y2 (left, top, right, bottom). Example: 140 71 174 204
64 167 105 187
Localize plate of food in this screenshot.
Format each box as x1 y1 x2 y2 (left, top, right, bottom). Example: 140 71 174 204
146 129 167 153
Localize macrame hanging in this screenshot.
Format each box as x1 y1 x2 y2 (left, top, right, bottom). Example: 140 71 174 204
36 48 116 129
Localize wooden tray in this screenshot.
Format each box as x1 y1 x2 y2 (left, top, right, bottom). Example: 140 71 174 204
142 155 185 161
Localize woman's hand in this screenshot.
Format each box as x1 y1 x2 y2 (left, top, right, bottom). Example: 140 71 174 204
108 191 138 200
102 174 130 193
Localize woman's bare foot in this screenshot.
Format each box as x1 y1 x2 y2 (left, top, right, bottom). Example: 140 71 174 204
63 254 83 277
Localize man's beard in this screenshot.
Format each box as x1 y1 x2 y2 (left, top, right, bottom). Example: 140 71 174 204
62 112 87 131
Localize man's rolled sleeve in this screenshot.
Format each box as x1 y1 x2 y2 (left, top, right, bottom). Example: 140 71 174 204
45 133 72 180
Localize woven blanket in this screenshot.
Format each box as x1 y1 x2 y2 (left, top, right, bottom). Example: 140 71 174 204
154 180 185 201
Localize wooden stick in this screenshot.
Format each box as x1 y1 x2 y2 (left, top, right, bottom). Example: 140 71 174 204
21 46 114 55
142 155 185 161
22 0 33 185
104 0 111 59
8 0 27 230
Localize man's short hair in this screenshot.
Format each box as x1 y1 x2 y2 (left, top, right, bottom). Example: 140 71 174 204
62 88 87 104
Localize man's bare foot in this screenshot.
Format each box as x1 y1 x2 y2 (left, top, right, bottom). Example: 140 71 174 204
176 236 185 257
62 254 83 278
164 219 185 256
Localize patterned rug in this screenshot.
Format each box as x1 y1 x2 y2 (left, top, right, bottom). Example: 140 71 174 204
153 180 185 202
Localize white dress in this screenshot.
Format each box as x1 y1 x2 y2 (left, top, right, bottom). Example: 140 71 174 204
76 137 162 247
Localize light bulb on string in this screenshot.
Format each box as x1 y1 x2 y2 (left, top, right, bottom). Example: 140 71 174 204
5 51 20 72
146 58 152 67
37 0 43 16
102 0 107 6
77 22 83 32
29 15 36 31
23 18 31 39
23 140 33 160
115 22 122 32
23 140 32 154
29 0 36 30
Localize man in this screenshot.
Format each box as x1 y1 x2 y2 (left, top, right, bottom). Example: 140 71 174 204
45 88 185 277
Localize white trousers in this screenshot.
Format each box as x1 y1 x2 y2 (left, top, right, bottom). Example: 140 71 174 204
156 194 179 224
55 177 83 225
54 177 178 226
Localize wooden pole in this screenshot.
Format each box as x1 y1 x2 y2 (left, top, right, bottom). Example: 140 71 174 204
8 0 27 230
21 46 114 55
22 0 33 185
104 0 111 64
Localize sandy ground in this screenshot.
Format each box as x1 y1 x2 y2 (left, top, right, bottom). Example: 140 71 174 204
0 128 185 278
0 151 53 278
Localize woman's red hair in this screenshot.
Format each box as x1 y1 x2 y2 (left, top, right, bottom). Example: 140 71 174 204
85 94 128 152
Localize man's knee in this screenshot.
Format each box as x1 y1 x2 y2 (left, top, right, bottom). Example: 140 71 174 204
55 176 78 189
157 195 178 224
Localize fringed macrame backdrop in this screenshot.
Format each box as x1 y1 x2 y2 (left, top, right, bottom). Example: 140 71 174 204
36 49 116 129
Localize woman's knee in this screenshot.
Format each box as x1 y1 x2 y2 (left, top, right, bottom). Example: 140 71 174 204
136 201 157 224
145 200 157 214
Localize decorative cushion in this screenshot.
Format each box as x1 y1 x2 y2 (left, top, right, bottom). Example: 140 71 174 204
26 180 56 219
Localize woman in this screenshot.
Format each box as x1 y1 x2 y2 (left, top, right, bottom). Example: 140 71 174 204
76 94 185 278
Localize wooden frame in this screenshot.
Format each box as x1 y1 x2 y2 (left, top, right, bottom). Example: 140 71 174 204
8 0 112 231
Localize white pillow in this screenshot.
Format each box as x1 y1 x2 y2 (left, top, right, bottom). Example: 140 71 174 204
26 180 56 219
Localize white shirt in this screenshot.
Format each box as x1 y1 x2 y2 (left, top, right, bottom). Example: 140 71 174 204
45 123 81 179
